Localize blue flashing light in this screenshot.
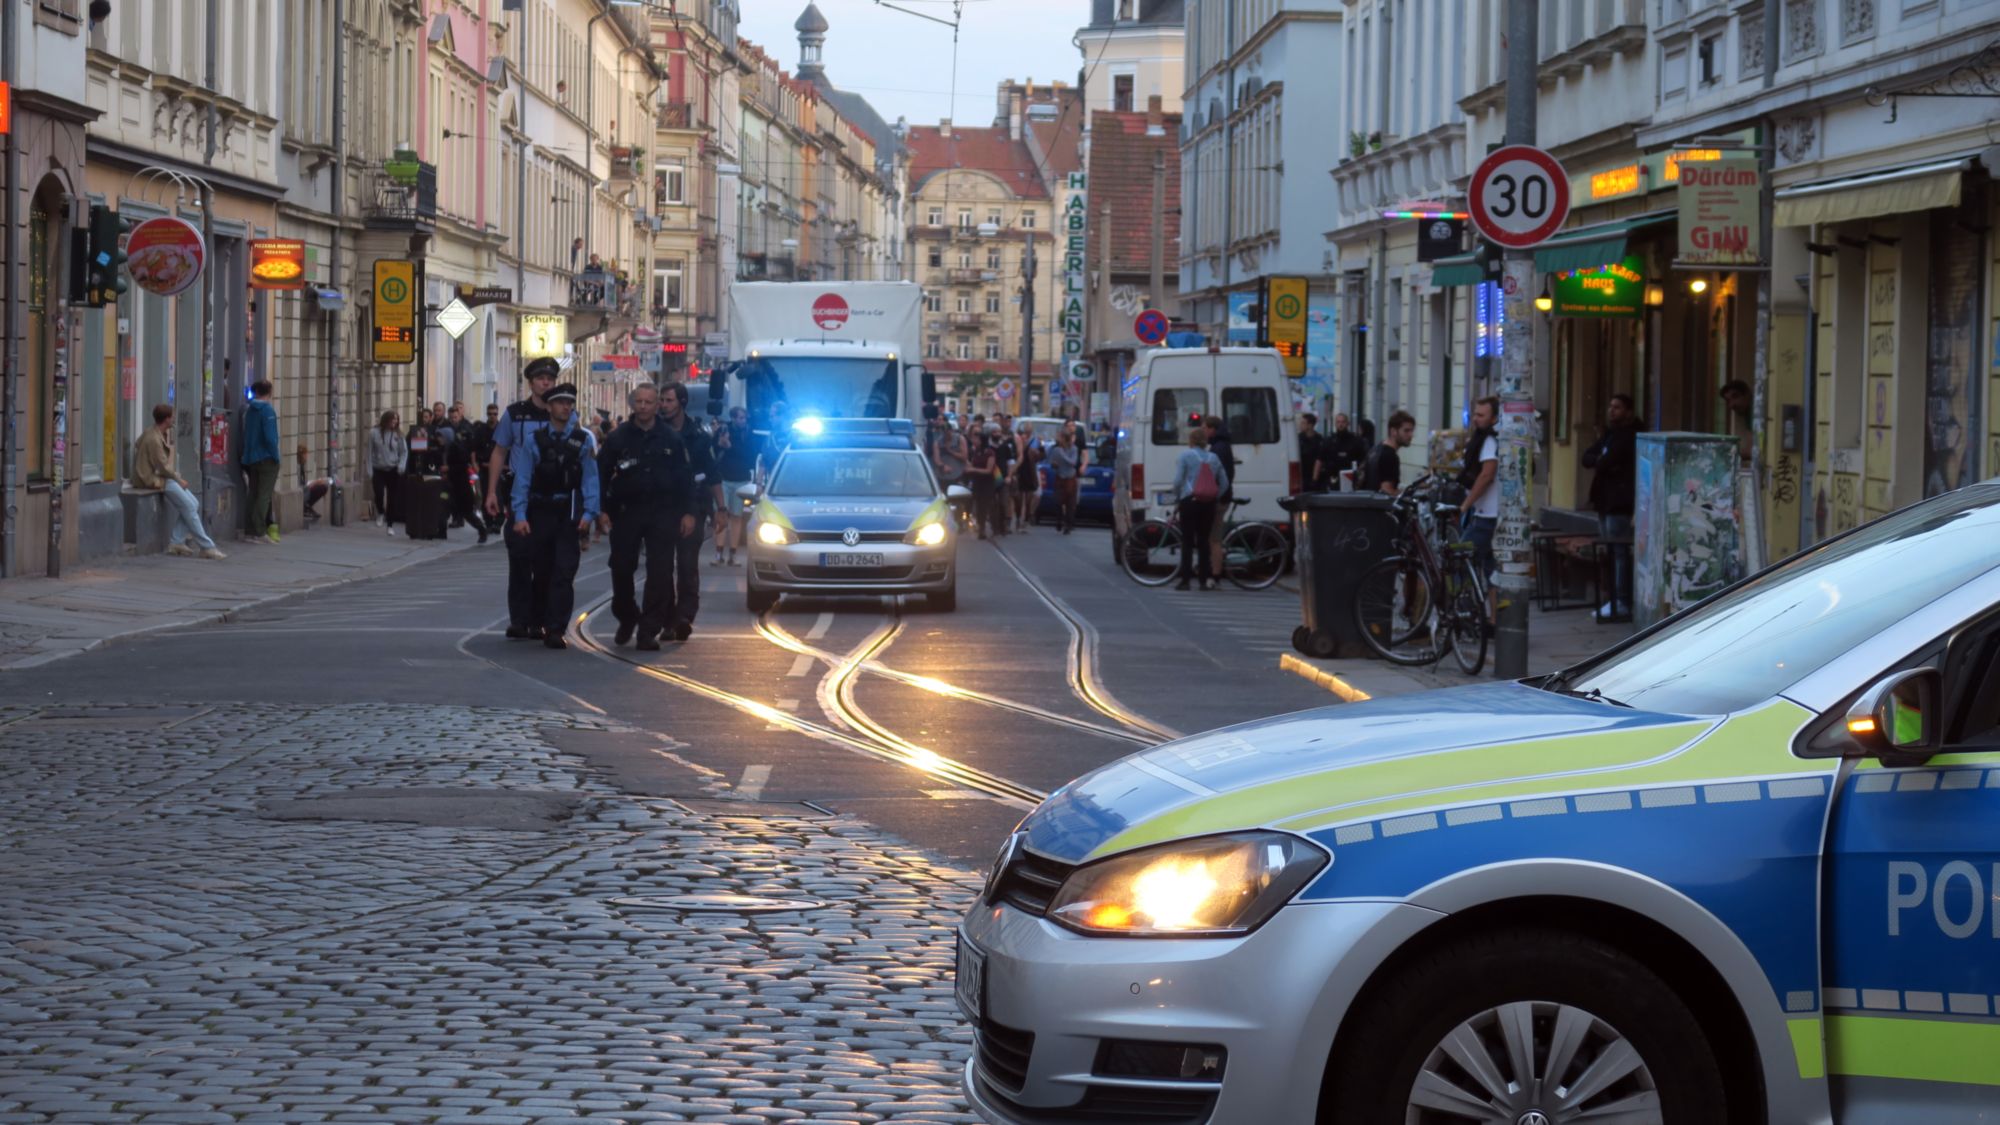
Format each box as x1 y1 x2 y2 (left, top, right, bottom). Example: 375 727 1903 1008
792 417 825 436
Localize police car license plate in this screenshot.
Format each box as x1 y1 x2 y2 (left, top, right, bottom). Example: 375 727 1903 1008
955 932 984 1021
819 553 884 567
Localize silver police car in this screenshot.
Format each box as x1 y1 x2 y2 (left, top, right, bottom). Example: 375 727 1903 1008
743 420 966 612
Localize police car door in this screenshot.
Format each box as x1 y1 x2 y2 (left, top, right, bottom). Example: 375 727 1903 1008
1821 569 2000 1121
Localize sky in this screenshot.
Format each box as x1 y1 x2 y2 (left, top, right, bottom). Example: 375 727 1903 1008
734 0 1089 129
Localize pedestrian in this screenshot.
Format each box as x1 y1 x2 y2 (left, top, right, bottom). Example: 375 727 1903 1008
441 403 484 542
987 423 1015 535
1202 414 1236 576
657 380 723 640
1361 410 1416 496
240 379 281 544
1295 413 1324 493
406 407 436 475
966 428 999 540
488 357 560 640
598 383 694 651
1047 425 1081 533
1321 412 1368 490
1173 426 1228 591
509 382 599 651
471 402 502 533
1719 378 1753 464
1014 420 1043 530
712 405 757 567
1457 396 1501 625
1582 392 1643 620
368 410 406 533
132 403 226 559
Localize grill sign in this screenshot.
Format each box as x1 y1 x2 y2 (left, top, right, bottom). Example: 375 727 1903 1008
1678 156 1763 267
812 294 850 331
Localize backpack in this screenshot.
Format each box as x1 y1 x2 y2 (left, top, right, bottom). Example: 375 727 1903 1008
1191 455 1220 501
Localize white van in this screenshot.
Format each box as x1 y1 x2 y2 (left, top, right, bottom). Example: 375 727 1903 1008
1113 346 1297 535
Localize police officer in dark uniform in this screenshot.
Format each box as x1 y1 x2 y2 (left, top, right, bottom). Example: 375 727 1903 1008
596 382 695 651
488 359 559 638
657 380 724 641
508 382 600 651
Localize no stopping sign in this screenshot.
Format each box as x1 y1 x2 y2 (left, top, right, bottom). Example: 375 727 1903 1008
1469 145 1570 249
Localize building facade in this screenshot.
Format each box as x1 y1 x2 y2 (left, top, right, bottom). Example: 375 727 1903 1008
1076 0 1186 115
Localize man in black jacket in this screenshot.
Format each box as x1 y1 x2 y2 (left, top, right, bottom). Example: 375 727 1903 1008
1295 413 1324 492
1321 412 1369 490
1582 393 1642 620
1202 414 1237 575
658 380 724 640
597 383 695 651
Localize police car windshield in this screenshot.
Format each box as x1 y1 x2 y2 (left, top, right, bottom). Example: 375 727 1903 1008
1558 484 2000 714
770 451 935 499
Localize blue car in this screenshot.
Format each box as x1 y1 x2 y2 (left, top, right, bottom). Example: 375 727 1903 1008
1034 434 1117 526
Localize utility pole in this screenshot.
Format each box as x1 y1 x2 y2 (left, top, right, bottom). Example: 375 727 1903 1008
1149 150 1166 314
1 0 17 576
1019 228 1036 396
200 0 224 538
1492 0 1539 679
1746 0 1780 569
328 0 346 522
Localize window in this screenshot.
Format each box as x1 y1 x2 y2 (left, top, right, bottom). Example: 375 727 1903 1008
985 291 1001 314
956 337 972 360
1151 387 1208 446
36 0 81 35
927 335 942 358
927 205 943 226
1020 212 1036 229
957 249 973 268
955 293 972 313
985 337 1002 360
987 208 1003 227
654 260 685 311
925 291 943 312
1113 73 1135 112
1220 387 1280 445
658 163 685 205
957 208 974 230
987 247 1002 270
927 245 942 268
1697 35 1718 85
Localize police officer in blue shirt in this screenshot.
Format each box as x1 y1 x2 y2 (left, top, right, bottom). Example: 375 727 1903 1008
509 383 600 651
487 358 558 639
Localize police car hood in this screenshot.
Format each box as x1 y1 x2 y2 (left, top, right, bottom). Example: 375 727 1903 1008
1020 680 1712 864
775 496 934 533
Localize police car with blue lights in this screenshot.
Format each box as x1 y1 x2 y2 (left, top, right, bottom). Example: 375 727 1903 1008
741 418 970 613
960 480 2000 1124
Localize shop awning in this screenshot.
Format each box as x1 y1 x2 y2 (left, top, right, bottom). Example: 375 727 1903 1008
1532 210 1676 275
1773 157 1969 228
1428 252 1485 287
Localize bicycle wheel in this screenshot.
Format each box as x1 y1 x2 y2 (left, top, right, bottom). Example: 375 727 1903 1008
1446 557 1489 676
1223 521 1288 590
1352 556 1443 665
1119 519 1183 586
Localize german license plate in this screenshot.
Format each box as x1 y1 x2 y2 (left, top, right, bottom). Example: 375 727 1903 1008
955 932 985 1022
819 553 884 567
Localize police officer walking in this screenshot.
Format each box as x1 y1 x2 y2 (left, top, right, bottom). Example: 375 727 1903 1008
597 383 695 651
657 380 724 641
508 382 600 650
487 359 558 639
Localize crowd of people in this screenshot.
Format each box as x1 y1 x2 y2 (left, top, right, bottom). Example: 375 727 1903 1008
922 408 1091 537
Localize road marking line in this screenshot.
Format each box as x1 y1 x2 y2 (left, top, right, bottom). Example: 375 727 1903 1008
736 764 773 801
1279 652 1371 702
787 653 816 678
766 698 802 731
806 612 834 640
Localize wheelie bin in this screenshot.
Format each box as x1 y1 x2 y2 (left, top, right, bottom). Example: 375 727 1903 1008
1281 491 1399 659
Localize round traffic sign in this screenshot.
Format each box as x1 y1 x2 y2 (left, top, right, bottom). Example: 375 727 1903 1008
1469 145 1570 249
1133 308 1170 345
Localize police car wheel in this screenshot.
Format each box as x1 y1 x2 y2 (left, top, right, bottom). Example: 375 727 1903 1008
1321 928 1727 1125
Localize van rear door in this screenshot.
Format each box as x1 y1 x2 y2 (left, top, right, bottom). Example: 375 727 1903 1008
1140 353 1216 515
1213 355 1292 523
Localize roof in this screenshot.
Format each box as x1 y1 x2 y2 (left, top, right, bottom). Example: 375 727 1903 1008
809 79 903 164
1025 89 1086 181
1086 0 1186 30
1085 110 1183 274
907 126 1050 200
795 2 828 33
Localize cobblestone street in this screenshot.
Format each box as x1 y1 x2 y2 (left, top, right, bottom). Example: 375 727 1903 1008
0 704 983 1124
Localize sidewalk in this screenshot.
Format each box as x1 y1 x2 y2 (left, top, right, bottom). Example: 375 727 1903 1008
1281 604 1634 701
0 522 480 671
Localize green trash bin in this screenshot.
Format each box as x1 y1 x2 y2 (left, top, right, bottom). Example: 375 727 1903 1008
1282 491 1399 659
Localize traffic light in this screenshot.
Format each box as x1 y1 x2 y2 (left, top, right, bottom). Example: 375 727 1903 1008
83 204 131 307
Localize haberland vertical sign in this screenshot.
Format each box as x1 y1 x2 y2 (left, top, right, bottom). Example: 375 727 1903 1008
1059 172 1089 405
1678 156 1762 267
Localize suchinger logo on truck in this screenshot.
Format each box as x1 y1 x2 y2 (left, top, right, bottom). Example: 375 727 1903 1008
811 294 850 331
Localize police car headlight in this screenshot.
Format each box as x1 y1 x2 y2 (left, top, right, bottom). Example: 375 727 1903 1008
909 520 948 547
756 521 796 546
1046 832 1326 937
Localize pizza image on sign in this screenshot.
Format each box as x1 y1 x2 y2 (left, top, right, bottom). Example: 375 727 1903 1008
126 217 206 297
249 239 307 290
811 294 850 331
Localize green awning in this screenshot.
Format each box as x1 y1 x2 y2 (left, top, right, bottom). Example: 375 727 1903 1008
1533 210 1676 275
1428 253 1484 287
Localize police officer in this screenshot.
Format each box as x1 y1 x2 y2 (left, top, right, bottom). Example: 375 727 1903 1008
487 359 558 639
657 380 724 641
508 382 600 651
597 383 695 651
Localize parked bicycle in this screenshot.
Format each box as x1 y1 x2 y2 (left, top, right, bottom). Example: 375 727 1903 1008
1119 498 1290 590
1351 475 1490 675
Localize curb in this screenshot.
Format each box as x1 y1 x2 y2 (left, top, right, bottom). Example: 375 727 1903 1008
1278 652 1373 702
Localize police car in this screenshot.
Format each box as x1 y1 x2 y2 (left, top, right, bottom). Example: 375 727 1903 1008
960 480 2000 1124
742 419 969 613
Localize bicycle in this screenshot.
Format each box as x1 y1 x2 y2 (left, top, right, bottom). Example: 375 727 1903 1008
1350 475 1490 675
1119 497 1291 590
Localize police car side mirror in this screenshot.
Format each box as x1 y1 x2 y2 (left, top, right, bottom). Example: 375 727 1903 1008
735 483 761 505
946 485 972 503
1840 667 1942 764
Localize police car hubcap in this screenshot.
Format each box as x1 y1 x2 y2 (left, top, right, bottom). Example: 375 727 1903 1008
1407 1000 1660 1124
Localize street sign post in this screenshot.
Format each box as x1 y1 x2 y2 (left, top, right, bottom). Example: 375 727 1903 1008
1263 276 1309 376
1469 145 1570 249
1133 308 1170 345
372 260 416 365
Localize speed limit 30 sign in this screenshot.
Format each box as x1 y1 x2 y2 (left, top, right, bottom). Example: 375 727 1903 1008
1469 145 1570 249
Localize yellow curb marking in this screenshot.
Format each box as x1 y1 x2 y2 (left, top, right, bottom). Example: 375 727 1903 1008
1279 653 1372 702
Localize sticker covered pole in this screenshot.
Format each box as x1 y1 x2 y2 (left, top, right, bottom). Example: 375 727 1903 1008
1494 0 1540 679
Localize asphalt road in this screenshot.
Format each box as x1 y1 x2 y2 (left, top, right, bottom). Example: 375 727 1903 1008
2 520 1338 865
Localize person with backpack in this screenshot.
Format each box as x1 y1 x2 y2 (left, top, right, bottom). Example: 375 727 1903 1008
1172 426 1229 591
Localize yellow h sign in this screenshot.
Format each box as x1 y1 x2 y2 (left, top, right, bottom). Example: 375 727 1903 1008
372 260 416 365
1265 276 1309 377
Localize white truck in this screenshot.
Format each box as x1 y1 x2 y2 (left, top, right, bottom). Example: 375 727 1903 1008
708 281 931 427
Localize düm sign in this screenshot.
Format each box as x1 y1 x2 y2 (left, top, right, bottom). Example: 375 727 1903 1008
1677 156 1762 268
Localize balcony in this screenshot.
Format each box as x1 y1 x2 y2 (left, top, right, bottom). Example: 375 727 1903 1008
364 160 437 230
569 267 630 316
952 224 982 240
609 146 642 183
657 101 697 130
947 267 987 284
946 311 988 328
